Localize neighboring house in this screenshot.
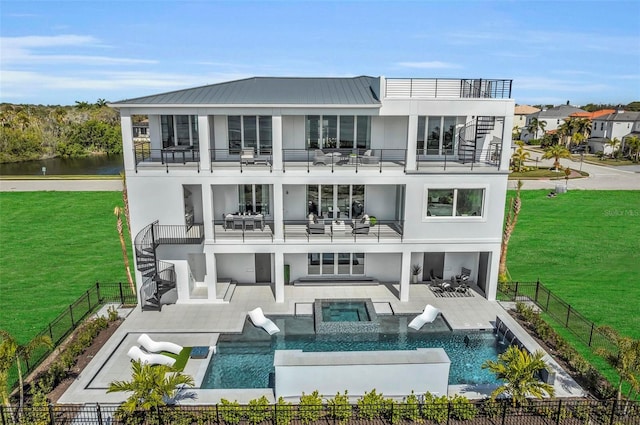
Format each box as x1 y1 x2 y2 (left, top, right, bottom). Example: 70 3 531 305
111 76 514 311
513 105 540 138
588 111 640 154
132 119 150 142
521 105 585 142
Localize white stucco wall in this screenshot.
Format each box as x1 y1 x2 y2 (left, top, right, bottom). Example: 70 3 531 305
216 253 256 283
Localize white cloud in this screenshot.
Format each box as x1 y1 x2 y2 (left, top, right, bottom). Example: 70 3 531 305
396 61 462 69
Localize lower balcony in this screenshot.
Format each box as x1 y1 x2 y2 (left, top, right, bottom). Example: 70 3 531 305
284 219 403 243
283 148 406 172
213 216 275 242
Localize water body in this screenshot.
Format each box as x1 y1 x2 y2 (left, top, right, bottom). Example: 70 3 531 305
0 154 124 176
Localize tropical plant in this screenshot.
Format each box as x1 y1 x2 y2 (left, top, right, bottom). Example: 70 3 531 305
510 141 531 172
0 330 52 413
512 125 521 140
499 180 522 281
542 144 570 171
274 397 293 425
605 138 621 158
411 264 422 276
482 345 555 407
114 206 136 296
626 135 640 162
327 391 352 423
247 395 272 424
107 360 194 414
595 326 640 402
527 117 546 141
299 390 323 424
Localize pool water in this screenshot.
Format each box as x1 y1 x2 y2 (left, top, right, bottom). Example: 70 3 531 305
321 301 370 322
202 315 506 389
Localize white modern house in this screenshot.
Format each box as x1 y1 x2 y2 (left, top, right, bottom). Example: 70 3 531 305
521 105 584 142
588 111 640 154
111 76 514 311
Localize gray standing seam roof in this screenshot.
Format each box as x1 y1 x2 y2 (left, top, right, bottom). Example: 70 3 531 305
112 76 381 106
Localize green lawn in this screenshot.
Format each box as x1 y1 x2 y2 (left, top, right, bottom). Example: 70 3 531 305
0 192 131 343
506 190 640 339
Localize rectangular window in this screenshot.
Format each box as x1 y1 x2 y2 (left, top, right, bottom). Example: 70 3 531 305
161 115 174 148
426 117 441 155
307 253 365 275
259 116 272 153
308 254 320 275
238 184 270 215
417 116 426 151
322 253 334 274
228 116 242 154
308 184 365 220
443 117 456 155
323 116 338 148
340 116 354 148
243 116 257 150
352 253 365 275
356 116 371 149
306 115 320 149
161 115 198 148
426 188 484 217
228 116 272 154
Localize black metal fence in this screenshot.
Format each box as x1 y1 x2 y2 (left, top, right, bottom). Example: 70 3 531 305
7 282 137 390
2 399 638 425
498 281 616 353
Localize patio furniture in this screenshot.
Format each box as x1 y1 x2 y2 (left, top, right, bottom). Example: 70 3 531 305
127 346 176 367
307 214 325 234
313 150 329 165
224 214 234 230
244 217 255 231
408 305 440 330
332 220 346 233
351 221 370 234
360 149 380 165
254 214 264 230
233 216 244 230
241 149 255 165
248 307 280 335
137 333 183 355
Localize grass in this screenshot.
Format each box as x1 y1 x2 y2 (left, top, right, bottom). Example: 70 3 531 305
506 189 640 339
0 191 131 343
167 347 193 372
581 157 635 166
509 168 589 179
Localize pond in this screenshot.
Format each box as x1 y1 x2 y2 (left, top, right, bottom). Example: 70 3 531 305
0 154 124 176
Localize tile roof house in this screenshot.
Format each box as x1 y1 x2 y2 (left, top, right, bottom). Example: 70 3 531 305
589 110 640 154
521 105 586 142
111 76 514 311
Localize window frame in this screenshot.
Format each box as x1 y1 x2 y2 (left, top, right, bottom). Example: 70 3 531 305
306 115 371 150
161 115 199 148
307 252 365 275
422 185 488 220
228 115 273 155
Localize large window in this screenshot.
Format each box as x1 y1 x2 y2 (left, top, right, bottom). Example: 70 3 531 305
307 184 365 220
417 116 464 156
306 115 370 149
228 116 272 154
308 253 365 275
238 184 270 215
426 188 484 217
161 115 199 148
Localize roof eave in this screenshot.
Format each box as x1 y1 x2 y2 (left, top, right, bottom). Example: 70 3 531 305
109 103 381 109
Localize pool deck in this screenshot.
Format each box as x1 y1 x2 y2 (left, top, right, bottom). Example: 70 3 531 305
58 283 585 405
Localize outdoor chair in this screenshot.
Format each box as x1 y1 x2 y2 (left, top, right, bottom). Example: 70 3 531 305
137 333 183 355
127 346 176 367
408 305 440 330
313 149 329 165
360 149 380 165
244 217 255 231
241 149 255 165
248 307 280 335
307 214 325 234
233 216 244 230
351 221 370 234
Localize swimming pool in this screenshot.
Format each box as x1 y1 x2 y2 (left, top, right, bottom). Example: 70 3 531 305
201 314 506 389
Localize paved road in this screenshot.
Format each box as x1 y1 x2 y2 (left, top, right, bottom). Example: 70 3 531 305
0 179 122 191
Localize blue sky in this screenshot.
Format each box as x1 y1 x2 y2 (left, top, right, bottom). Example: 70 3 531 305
1 0 639 106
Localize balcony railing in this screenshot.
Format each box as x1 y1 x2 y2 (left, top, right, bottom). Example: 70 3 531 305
283 219 403 243
153 224 205 245
213 218 274 242
415 148 502 171
209 149 273 172
385 78 512 99
282 148 406 173
134 144 200 172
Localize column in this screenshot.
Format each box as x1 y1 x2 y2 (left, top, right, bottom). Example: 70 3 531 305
406 115 418 171
198 114 211 172
500 115 514 171
274 251 285 303
400 251 412 302
273 183 284 241
272 115 283 171
120 111 135 172
201 183 214 241
486 248 500 301
204 248 218 301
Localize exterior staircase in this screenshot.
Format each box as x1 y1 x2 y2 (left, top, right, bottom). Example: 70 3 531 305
458 116 495 163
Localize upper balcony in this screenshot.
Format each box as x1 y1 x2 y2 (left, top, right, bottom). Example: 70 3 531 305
384 78 512 99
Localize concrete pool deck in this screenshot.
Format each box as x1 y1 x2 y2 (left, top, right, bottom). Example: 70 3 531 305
58 283 585 405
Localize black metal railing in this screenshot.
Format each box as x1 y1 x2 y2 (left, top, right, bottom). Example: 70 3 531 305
3 399 637 425
134 144 201 172
416 147 501 170
498 281 617 353
153 224 205 244
5 282 136 391
209 148 273 172
282 148 406 173
213 218 275 242
385 78 512 99
283 219 403 242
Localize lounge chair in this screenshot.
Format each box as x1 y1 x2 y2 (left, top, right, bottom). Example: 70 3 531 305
408 305 440 330
360 149 380 165
241 148 255 165
313 149 329 165
248 307 280 335
137 333 183 355
127 346 176 367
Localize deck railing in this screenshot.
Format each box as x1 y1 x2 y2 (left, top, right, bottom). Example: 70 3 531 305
283 219 403 242
415 147 502 171
385 78 512 99
213 218 275 242
133 144 200 172
209 148 273 172
282 148 406 173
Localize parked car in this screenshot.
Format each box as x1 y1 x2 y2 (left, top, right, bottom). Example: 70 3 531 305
570 144 587 154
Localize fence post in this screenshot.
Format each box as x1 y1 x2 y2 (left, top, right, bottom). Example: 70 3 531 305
588 323 596 347
96 403 103 425
446 401 451 425
609 399 617 425
156 405 163 425
514 281 519 300
48 323 54 341
69 305 75 327
96 281 102 303
0 405 5 425
501 400 507 425
273 401 277 425
555 399 562 425
216 403 219 424
48 403 55 425
119 282 124 305
534 279 540 303
87 290 91 311
566 305 571 327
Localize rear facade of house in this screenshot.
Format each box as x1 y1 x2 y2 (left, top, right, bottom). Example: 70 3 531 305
112 76 514 311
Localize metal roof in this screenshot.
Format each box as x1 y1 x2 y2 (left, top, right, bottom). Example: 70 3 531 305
112 76 381 106
530 105 586 119
596 111 640 122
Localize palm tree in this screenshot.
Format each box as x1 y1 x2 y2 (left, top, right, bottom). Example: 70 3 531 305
557 119 573 147
510 142 530 172
605 138 621 159
542 144 570 172
0 331 52 412
573 117 592 140
482 345 555 407
527 117 546 141
107 360 194 414
595 326 640 403
114 206 135 296
499 180 522 281
625 135 640 162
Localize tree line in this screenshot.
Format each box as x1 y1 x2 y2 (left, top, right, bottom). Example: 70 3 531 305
0 100 122 163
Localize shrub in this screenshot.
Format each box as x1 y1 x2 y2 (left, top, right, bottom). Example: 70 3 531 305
274 397 293 425
422 392 448 423
481 398 501 418
298 390 323 424
399 391 421 423
449 394 477 420
357 388 385 419
247 395 271 424
219 399 244 425
327 391 352 424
